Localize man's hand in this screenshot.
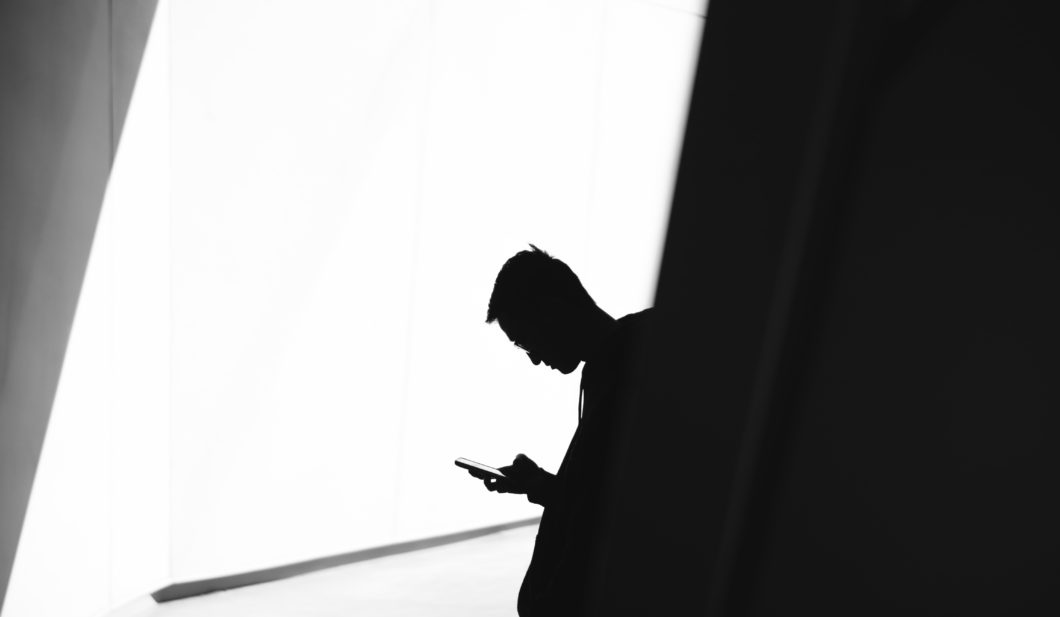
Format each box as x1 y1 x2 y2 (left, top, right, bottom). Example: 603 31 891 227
466 454 552 504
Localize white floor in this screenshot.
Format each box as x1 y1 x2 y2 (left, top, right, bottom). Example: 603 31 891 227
109 525 537 617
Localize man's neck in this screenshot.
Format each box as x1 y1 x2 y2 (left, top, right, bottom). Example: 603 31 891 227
579 308 619 364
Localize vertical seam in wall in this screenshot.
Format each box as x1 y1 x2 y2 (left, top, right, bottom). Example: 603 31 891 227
653 3 706 297
109 0 116 163
392 0 436 540
583 0 610 275
167 0 176 582
106 0 116 606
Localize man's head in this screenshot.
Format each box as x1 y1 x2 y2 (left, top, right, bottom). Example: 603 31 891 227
486 245 600 374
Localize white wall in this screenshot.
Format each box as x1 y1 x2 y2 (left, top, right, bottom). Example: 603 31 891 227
167 0 704 580
5 1 704 614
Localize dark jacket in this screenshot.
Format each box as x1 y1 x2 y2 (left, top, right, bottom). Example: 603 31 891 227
518 309 653 617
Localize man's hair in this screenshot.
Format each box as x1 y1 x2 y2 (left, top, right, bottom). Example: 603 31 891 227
486 245 595 325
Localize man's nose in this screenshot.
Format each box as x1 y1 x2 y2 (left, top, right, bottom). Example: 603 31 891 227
528 353 541 366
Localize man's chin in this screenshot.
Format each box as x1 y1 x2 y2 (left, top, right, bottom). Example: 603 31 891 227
557 362 580 375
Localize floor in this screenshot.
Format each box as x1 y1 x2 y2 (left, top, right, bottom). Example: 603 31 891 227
109 525 537 617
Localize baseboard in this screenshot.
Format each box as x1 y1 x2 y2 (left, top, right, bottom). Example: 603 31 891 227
151 517 540 603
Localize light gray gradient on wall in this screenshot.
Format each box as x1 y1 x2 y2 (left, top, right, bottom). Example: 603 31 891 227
0 1 157 610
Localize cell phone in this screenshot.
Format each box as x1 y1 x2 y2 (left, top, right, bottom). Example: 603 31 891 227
455 457 506 480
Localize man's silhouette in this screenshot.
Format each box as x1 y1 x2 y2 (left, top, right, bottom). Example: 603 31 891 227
467 245 652 617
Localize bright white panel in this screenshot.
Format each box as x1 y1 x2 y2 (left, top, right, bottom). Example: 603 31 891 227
2 4 171 615
584 0 704 315
169 0 430 578
166 0 703 580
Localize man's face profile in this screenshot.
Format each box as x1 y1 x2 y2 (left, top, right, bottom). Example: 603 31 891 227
502 313 581 375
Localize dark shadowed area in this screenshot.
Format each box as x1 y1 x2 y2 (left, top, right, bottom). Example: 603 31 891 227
585 1 1060 615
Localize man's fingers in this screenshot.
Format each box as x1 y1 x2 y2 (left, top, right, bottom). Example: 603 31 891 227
484 477 509 492
513 454 537 469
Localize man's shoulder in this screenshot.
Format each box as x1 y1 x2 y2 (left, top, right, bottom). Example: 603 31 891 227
600 308 654 368
621 307 654 321
583 308 654 380
617 307 655 337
